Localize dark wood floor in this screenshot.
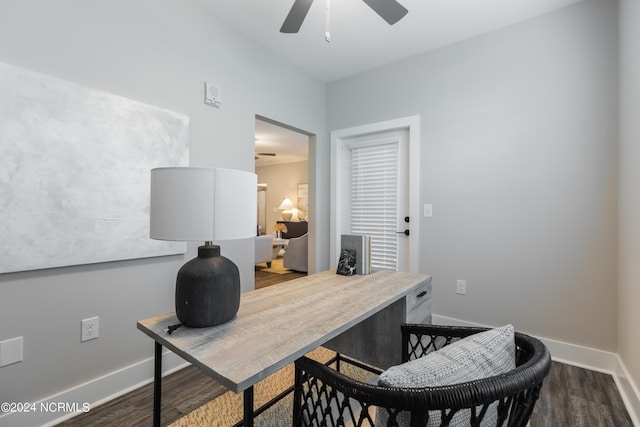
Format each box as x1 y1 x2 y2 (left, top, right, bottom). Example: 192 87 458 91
530 361 633 426
57 268 633 427
254 260 307 289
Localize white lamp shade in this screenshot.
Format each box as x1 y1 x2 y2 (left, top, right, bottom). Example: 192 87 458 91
278 197 295 210
150 167 257 242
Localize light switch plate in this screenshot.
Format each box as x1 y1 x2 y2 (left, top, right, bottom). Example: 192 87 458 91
423 204 433 218
456 280 467 295
0 336 23 367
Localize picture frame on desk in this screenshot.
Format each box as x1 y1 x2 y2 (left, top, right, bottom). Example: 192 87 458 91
336 249 356 276
340 234 371 275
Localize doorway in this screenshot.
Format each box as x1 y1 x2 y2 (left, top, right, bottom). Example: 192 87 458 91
254 115 311 278
330 116 420 274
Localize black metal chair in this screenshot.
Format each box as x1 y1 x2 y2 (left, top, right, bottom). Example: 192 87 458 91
293 324 551 427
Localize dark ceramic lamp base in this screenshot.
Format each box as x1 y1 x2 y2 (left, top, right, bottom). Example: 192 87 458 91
175 244 240 328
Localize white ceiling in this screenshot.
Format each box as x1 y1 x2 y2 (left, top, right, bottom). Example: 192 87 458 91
255 118 309 167
197 0 582 82
212 0 583 165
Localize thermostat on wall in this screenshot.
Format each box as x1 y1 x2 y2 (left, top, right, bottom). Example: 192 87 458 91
204 82 221 108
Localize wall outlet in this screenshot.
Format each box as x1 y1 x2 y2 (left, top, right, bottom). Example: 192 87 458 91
81 317 99 342
456 280 467 295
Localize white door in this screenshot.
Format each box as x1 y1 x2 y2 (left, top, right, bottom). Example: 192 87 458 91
330 117 420 273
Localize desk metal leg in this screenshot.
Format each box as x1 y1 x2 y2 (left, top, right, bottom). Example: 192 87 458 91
153 342 162 427
243 386 254 427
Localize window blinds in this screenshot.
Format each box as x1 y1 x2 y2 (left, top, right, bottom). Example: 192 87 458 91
350 141 399 271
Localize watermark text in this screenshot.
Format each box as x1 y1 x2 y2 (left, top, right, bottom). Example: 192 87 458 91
1 402 90 414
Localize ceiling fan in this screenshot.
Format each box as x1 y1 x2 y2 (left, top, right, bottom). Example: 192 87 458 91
255 152 277 160
280 0 408 34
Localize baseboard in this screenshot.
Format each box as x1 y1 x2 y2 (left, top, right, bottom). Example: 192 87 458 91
0 350 189 427
3 316 638 427
432 314 640 425
614 356 640 427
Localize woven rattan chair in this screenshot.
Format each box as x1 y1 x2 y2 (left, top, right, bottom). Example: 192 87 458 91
293 324 551 427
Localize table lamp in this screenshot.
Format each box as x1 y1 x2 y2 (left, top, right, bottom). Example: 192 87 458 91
150 167 257 328
278 196 295 221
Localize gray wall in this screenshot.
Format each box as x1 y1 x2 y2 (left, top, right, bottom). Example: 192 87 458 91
1 0 638 417
328 0 619 351
0 0 326 405
619 0 640 413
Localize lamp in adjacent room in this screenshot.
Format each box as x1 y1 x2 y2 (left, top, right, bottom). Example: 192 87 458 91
278 196 295 221
150 167 257 328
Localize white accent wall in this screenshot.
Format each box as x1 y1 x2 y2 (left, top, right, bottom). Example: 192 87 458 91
0 0 327 418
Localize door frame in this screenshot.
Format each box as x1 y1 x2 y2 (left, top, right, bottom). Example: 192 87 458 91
254 114 314 272
330 115 421 274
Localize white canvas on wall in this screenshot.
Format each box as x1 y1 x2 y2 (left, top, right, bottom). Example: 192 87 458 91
0 62 189 273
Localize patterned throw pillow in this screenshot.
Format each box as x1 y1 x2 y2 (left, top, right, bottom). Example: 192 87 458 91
376 324 516 426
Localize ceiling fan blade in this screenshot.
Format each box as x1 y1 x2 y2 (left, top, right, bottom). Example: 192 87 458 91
280 0 314 33
361 0 408 25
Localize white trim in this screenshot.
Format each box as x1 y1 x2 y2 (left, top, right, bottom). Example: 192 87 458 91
330 115 420 274
3 314 638 426
432 314 640 425
344 135 399 150
0 350 188 427
614 356 640 427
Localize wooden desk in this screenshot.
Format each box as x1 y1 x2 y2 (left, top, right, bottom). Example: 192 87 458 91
137 269 431 426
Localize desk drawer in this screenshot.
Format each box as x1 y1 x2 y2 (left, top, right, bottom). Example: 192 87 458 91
407 299 431 324
405 282 431 314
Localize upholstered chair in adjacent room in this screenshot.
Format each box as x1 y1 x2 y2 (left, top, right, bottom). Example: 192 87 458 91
283 233 308 272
